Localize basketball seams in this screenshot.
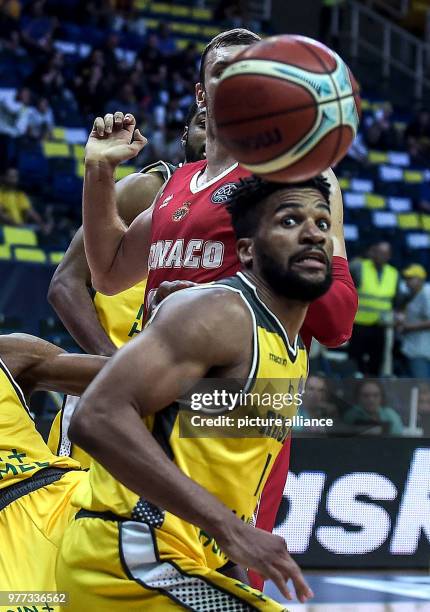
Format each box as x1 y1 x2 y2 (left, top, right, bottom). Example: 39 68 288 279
297 39 344 167
216 90 360 129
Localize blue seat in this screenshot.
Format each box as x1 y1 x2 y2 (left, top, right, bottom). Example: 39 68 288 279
18 150 49 189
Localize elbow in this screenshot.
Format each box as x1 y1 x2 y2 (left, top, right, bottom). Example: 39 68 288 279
47 272 68 310
91 274 121 296
68 400 99 450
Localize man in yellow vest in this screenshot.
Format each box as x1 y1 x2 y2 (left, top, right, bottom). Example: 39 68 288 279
349 241 400 375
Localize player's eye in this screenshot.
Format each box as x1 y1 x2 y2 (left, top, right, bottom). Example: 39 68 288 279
317 219 330 231
281 216 297 227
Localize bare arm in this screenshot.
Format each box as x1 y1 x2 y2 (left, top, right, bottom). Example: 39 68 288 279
0 333 107 398
48 172 163 355
323 168 346 259
70 289 311 601
83 112 157 295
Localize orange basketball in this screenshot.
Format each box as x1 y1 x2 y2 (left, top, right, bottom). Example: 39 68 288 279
214 34 361 182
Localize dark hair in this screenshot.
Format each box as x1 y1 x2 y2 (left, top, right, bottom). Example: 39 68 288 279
356 379 386 404
226 174 331 239
199 28 261 87
185 102 198 127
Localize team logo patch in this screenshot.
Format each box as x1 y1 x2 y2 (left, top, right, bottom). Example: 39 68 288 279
211 182 238 204
172 201 191 222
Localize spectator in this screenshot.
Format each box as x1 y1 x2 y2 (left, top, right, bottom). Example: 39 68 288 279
0 86 32 137
405 108 430 165
157 23 176 57
396 264 430 379
105 82 142 122
296 376 338 433
0 167 45 227
343 380 404 435
417 383 430 436
20 0 58 58
363 102 399 150
24 97 54 140
349 242 400 376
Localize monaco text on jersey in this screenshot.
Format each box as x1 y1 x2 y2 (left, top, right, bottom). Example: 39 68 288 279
148 239 225 270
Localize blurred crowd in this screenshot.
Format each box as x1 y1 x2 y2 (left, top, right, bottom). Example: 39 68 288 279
297 375 430 438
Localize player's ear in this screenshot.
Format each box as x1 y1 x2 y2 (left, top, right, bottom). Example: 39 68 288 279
237 238 253 268
195 83 206 109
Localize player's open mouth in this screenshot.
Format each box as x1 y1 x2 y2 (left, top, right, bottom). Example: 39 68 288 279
291 251 327 271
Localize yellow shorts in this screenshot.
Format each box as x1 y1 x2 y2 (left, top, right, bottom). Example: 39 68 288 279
57 511 288 611
0 469 86 601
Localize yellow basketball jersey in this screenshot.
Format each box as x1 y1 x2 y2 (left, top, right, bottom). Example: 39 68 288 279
48 161 176 465
73 273 308 570
0 357 80 490
93 281 146 347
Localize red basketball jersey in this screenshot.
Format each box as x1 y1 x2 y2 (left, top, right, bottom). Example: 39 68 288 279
145 160 249 311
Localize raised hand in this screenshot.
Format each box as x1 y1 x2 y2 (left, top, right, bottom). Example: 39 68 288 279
85 112 147 168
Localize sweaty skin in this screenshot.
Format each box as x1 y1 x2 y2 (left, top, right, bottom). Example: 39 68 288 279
0 333 107 399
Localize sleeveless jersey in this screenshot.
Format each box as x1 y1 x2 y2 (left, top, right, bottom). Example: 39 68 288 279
94 160 176 346
145 160 251 312
74 273 308 570
48 161 176 465
0 357 80 490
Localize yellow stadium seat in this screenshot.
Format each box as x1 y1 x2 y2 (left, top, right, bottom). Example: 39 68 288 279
49 252 65 265
368 150 389 164
365 194 386 209
394 121 406 132
361 99 371 110
150 3 171 14
0 244 11 259
404 170 423 183
421 215 430 231
42 141 71 158
52 127 66 141
338 177 350 190
135 0 149 8
144 18 159 29
3 226 37 246
171 22 200 35
192 8 212 20
14 247 47 263
76 161 85 178
73 144 85 160
397 213 420 229
170 5 190 17
115 166 137 180
203 26 222 37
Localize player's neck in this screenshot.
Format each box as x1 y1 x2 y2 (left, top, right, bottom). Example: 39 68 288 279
243 271 309 341
202 133 237 182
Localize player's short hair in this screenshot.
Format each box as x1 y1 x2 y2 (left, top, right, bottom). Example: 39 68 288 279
226 175 331 239
199 28 261 87
185 102 198 126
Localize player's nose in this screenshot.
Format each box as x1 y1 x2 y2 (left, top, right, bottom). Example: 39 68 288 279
299 219 326 245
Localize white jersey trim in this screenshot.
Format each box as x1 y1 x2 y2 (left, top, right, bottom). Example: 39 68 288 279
189 162 239 194
237 271 298 356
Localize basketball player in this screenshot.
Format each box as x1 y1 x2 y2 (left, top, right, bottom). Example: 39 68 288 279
0 333 106 597
48 102 206 356
46 103 206 466
57 176 333 610
80 29 357 590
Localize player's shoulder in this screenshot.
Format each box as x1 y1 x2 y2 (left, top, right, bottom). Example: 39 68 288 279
150 282 251 329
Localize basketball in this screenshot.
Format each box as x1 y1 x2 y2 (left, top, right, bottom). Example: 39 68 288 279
213 35 361 182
